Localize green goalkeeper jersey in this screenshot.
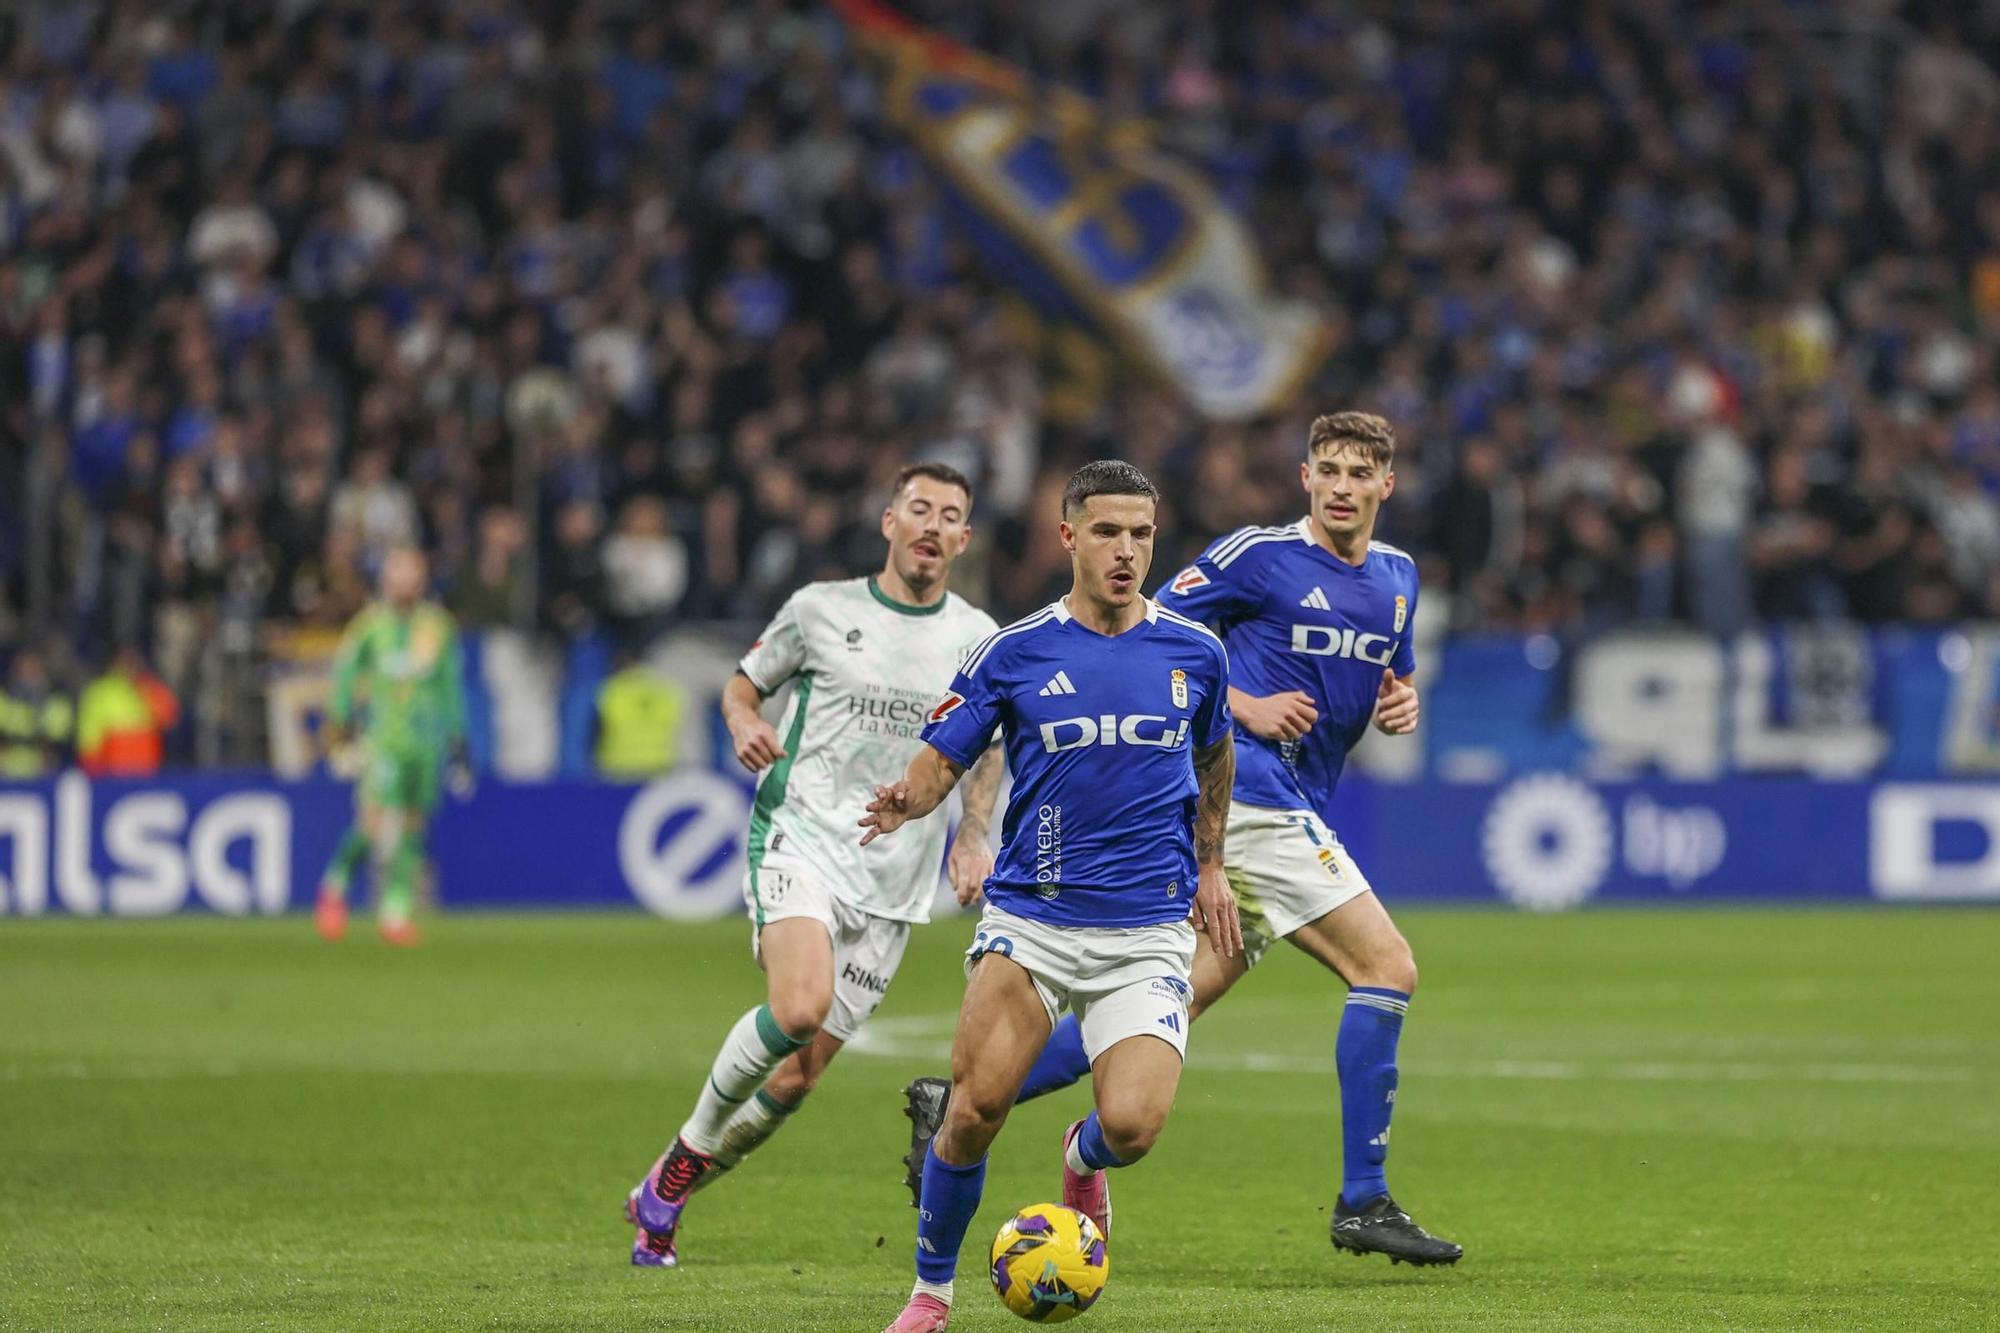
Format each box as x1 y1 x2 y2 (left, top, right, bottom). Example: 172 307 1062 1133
330 601 466 757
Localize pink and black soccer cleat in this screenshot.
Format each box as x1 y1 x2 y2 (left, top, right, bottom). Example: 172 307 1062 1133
624 1139 718 1267
313 887 347 942
624 1186 678 1268
1061 1120 1113 1240
881 1292 951 1332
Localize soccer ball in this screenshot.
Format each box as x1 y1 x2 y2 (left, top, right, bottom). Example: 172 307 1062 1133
989 1202 1109 1323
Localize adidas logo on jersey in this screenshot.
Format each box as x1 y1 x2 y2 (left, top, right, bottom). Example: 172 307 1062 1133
1299 587 1331 610
1038 670 1078 697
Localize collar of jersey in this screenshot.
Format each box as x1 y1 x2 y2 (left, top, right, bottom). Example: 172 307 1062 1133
1052 595 1158 633
867 575 947 616
1294 516 1374 571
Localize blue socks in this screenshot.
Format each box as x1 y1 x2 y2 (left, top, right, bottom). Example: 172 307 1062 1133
1017 1014 1090 1102
1337 986 1409 1207
913 1141 986 1284
1070 1111 1128 1172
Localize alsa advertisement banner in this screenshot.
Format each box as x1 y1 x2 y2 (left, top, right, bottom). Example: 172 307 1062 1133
3 772 1998 918
839 0 1327 421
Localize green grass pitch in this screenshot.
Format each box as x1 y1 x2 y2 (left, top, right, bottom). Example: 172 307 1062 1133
4 908 1997 1330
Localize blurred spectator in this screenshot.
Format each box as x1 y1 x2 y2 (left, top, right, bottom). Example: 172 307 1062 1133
594 650 687 780
76 645 178 777
601 494 689 649
0 649 74 777
5 0 2000 770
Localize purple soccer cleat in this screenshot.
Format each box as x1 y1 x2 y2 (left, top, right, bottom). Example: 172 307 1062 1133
624 1138 719 1268
625 1185 679 1268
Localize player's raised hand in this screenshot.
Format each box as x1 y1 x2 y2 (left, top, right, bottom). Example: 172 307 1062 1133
1373 669 1419 735
729 715 788 773
1189 863 1242 958
858 781 913 845
946 828 993 906
1237 690 1319 742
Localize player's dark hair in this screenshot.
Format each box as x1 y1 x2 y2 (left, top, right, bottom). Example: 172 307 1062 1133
1061 460 1159 517
1308 411 1396 467
891 461 973 508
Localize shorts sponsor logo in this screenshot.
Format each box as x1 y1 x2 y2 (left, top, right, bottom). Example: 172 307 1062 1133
1148 975 1193 1008
841 962 890 995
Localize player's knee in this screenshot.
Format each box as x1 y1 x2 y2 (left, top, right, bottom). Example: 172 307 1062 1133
1096 1107 1163 1162
1352 938 1417 995
1384 945 1418 995
766 992 829 1041
940 1084 1010 1157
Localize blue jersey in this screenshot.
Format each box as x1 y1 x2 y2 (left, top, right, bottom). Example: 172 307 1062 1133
921 597 1232 928
1157 519 1418 823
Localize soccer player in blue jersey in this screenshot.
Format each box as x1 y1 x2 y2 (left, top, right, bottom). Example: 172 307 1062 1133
901 412 1461 1267
860 460 1241 1333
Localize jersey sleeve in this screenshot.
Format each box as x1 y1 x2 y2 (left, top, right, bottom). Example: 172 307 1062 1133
921 646 1006 770
1192 638 1234 748
1156 529 1269 628
1393 581 1418 677
739 590 810 694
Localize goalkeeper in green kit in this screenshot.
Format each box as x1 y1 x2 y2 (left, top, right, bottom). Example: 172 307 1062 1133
314 547 470 947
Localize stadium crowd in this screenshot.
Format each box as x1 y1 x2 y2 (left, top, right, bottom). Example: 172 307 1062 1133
6 0 2000 764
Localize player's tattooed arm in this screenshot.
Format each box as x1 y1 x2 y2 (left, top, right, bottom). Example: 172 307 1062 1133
859 745 966 845
947 749 1004 905
1192 732 1234 867
1190 732 1242 956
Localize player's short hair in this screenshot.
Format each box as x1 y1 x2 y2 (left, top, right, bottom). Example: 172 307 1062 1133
1061 460 1159 517
1307 412 1396 468
891 461 973 509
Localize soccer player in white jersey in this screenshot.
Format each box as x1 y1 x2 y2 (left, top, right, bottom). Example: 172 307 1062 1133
902 413 1462 1266
622 463 1003 1268
861 461 1241 1333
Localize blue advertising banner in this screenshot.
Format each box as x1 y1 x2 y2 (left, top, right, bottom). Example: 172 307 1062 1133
4 769 1998 917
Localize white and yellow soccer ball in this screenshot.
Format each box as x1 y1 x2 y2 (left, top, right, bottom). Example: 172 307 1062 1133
989 1202 1109 1323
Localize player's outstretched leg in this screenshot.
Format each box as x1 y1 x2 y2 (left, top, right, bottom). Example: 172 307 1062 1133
900 940 1248 1206
629 918 830 1267
886 952 1049 1332
1292 896 1461 1266
1059 1025 1183 1241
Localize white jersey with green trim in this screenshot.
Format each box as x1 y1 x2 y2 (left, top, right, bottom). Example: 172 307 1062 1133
740 576 998 924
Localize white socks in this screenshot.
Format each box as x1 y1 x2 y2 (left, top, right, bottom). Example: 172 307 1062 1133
678 1004 807 1155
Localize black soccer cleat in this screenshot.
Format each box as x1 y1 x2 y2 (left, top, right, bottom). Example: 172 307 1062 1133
1330 1193 1463 1266
900 1077 951 1207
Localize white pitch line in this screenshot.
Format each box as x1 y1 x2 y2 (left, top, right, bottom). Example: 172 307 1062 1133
845 1019 1980 1086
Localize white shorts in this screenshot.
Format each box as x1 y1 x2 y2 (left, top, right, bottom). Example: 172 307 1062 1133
963 903 1196 1062
746 851 911 1043
1225 802 1374 966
